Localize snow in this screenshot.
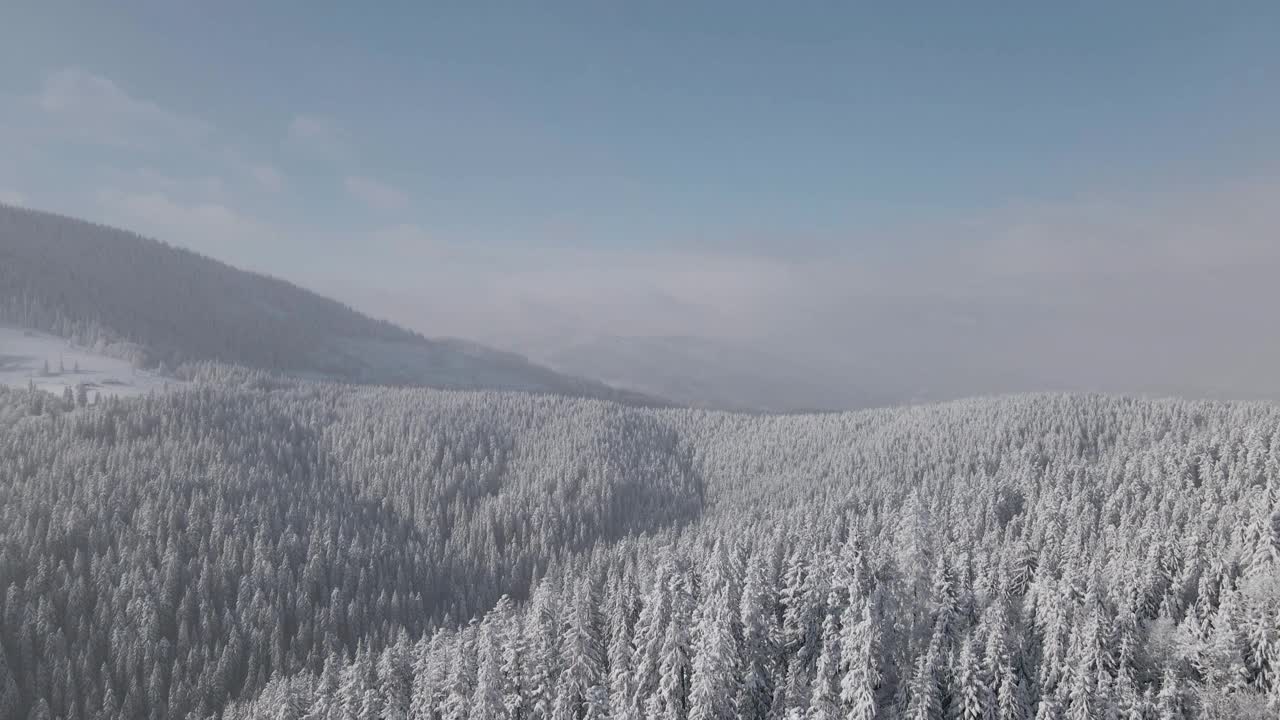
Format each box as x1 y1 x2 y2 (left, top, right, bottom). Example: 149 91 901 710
0 324 180 400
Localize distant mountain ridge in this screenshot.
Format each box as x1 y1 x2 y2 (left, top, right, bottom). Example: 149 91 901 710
0 203 661 403
513 332 897 412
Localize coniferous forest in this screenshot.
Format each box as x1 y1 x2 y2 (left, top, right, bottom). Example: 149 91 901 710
1 378 1277 719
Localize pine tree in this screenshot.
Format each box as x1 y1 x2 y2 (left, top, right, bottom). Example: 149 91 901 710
361 673 383 720
606 590 636 720
0 648 18 720
904 637 942 720
806 599 842 720
407 634 439 720
954 634 994 720
526 586 561 720
472 620 506 720
496 598 528 720
838 599 880 720
1202 589 1249 692
559 578 606 718
551 672 574 720
1112 664 1143 720
305 656 339 720
632 555 674 715
26 697 51 720
379 640 412 720
1155 666 1185 720
1064 605 1105 720
688 588 739 720
443 623 479 720
981 603 1027 720
338 650 367 720
653 569 694 720
736 553 779 720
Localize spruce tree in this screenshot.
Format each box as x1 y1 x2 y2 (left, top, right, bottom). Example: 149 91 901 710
472 620 506 720
838 599 880 720
688 588 739 720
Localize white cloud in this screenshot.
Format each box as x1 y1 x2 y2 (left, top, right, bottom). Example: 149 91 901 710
285 114 347 159
344 175 407 211
101 167 228 203
0 189 27 207
93 188 281 270
365 223 441 253
36 68 211 147
249 164 284 192
323 233 835 341
286 114 332 143
8 69 291 218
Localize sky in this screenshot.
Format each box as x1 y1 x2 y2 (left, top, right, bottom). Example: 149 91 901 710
2 2 1280 403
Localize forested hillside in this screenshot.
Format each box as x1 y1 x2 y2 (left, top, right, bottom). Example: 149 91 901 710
1 385 1277 719
0 204 655 403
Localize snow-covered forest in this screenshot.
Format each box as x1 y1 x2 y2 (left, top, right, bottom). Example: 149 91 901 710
1 380 1276 719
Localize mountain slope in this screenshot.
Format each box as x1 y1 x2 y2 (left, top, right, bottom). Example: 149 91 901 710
3 387 1278 719
0 204 658 402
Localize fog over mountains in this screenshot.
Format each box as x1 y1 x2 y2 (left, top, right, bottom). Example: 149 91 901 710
508 333 893 413
302 178 1280 414
0 204 657 405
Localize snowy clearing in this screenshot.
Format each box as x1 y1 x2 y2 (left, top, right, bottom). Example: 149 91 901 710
0 324 180 399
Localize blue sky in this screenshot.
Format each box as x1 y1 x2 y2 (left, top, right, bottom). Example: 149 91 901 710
2 2 1280 396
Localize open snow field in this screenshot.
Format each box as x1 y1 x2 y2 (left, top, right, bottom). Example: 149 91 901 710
0 324 180 399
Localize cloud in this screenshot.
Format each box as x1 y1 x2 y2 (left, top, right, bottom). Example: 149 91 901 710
325 235 842 342
5 68 290 220
326 175 1280 403
100 167 228 203
35 68 211 148
285 114 347 159
0 189 26 207
966 181 1280 281
249 164 284 192
365 223 441 253
344 175 407 211
93 188 281 270
286 114 333 143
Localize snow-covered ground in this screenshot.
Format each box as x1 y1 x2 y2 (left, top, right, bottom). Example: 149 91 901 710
0 325 180 400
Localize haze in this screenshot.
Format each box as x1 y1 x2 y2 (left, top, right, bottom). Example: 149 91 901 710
3 2 1278 410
